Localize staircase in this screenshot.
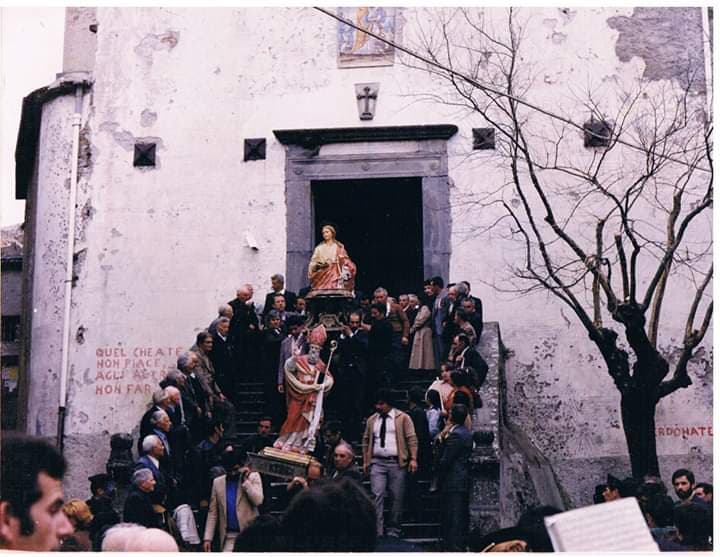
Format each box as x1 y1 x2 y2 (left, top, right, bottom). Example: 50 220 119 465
231 370 442 550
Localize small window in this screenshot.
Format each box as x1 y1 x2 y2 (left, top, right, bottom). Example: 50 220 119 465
472 128 496 150
1 316 21 342
583 118 613 148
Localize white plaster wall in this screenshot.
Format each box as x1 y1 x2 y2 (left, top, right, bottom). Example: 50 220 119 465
26 7 711 496
428 7 713 478
27 95 76 437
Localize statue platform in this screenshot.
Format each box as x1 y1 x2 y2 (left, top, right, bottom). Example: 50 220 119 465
247 447 317 480
305 288 355 332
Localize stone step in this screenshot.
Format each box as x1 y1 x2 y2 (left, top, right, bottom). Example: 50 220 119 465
235 402 265 414
400 522 441 539
401 537 440 549
235 420 264 433
232 389 265 397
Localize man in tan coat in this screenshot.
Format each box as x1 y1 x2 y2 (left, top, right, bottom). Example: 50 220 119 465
363 389 418 538
203 451 263 552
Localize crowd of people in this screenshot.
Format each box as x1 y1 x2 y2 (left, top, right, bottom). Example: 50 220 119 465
0 273 712 553
590 468 713 551
0 435 713 553
117 273 490 551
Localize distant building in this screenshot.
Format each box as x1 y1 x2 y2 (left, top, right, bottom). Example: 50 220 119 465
1 224 23 430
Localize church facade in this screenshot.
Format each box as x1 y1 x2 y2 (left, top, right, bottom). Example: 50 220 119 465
16 7 712 502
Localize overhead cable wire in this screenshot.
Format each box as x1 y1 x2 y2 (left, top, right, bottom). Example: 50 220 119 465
314 6 712 174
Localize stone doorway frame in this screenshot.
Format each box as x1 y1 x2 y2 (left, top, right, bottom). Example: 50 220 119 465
273 125 458 292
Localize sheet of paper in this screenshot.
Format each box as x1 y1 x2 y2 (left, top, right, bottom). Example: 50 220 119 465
544 497 659 552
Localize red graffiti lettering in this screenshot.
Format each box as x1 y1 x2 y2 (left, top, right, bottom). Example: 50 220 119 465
93 345 186 396
95 384 122 395
97 358 120 369
96 347 127 358
656 425 713 437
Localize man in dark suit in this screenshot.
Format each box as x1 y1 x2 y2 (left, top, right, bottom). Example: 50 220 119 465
331 442 363 483
182 419 226 511
451 333 489 391
367 303 395 387
406 386 432 522
210 317 234 397
337 311 369 435
441 285 460 360
294 296 308 318
263 273 297 314
427 276 449 366
229 285 260 379
261 311 286 427
138 389 173 454
240 417 276 457
373 287 410 347
438 403 473 551
124 468 161 528
174 353 208 442
459 281 483 336
460 296 483 342
265 293 292 331
277 314 308 393
135 434 170 508
86 473 120 549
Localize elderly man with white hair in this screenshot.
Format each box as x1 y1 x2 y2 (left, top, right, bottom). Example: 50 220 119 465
209 303 234 334
135 435 170 508
101 523 147 551
137 388 172 454
228 284 260 377
331 441 363 482
123 469 160 528
126 527 180 552
164 385 183 424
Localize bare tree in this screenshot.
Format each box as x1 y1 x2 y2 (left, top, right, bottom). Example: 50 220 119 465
405 8 712 478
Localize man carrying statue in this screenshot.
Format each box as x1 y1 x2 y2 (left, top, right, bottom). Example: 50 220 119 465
273 325 334 454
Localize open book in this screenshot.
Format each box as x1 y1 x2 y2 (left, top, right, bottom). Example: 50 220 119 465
544 497 659 552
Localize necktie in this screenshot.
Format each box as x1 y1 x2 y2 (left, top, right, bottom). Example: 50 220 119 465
380 414 388 448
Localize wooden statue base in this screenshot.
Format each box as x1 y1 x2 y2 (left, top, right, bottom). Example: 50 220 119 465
246 447 314 480
305 289 355 332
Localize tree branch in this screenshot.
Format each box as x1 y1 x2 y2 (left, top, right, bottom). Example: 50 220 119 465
614 234 630 302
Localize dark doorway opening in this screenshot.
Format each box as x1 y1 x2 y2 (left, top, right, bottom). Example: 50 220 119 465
312 177 424 298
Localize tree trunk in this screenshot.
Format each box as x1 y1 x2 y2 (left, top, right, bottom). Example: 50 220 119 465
620 387 660 478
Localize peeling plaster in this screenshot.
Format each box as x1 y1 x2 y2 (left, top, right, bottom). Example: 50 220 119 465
607 8 706 92
98 122 136 151
75 325 86 344
98 122 165 157
72 248 88 284
78 125 94 178
551 32 568 45
77 199 96 243
559 8 576 24
134 30 180 63
140 109 158 127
